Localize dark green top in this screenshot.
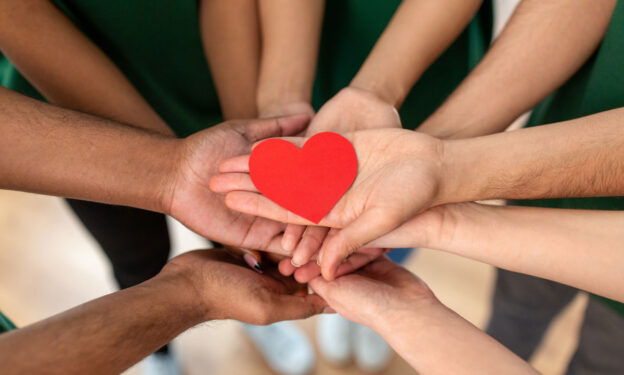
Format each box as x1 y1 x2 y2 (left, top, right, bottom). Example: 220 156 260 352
515 1 624 315
0 0 492 135
0 311 16 334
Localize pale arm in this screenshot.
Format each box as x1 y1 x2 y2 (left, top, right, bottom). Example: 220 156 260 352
351 0 483 108
418 0 617 138
199 0 260 119
375 203 624 302
256 0 324 117
0 0 172 135
440 108 624 203
309 258 536 375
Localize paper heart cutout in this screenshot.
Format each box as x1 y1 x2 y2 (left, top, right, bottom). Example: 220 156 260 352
249 132 358 224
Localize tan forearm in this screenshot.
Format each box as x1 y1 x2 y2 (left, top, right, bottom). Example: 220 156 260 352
0 87 178 213
440 108 624 204
419 0 617 139
0 271 203 375
199 0 260 119
0 0 172 135
381 303 536 375
256 0 324 115
350 0 483 108
429 203 624 302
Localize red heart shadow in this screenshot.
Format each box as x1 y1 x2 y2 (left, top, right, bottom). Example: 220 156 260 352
249 132 358 224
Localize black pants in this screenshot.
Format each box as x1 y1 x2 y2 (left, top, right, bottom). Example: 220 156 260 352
66 199 171 354
487 269 624 374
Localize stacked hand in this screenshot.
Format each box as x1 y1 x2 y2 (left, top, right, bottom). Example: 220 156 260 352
165 114 310 254
160 248 327 325
210 128 447 280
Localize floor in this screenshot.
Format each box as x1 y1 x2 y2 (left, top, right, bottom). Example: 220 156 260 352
0 191 587 374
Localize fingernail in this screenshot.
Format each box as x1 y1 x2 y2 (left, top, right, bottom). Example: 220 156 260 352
316 258 321 267
244 254 263 274
323 307 336 314
291 258 302 268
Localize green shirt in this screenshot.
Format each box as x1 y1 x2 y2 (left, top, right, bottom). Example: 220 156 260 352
515 1 624 316
0 0 492 135
0 311 16 334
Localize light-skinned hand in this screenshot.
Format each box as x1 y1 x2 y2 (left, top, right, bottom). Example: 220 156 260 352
209 128 446 280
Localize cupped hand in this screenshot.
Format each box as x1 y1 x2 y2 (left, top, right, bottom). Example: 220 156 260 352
162 248 327 325
165 115 309 254
305 86 402 136
308 257 436 332
280 86 401 270
210 128 446 280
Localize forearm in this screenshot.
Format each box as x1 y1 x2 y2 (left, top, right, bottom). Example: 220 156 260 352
350 0 482 108
0 0 172 135
379 302 536 374
256 0 324 115
428 203 624 302
0 87 177 212
418 0 617 139
199 0 260 119
441 108 624 203
0 272 204 375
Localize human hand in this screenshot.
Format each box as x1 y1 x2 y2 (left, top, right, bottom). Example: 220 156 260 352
305 86 401 136
161 248 327 325
309 257 436 332
210 128 447 279
164 115 309 253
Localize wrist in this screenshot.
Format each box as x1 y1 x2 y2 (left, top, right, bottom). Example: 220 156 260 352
143 267 208 327
350 73 405 109
156 137 186 215
375 292 443 341
435 138 482 205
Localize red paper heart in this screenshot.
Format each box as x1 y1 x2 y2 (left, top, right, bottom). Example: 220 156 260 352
249 132 358 224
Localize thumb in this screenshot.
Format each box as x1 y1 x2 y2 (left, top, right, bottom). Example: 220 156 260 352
266 293 327 323
242 114 310 142
319 208 404 280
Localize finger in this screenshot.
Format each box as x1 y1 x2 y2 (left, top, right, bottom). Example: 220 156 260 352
334 251 384 278
218 155 250 173
251 136 308 151
209 172 257 193
225 191 320 225
291 226 329 267
242 114 310 142
266 293 326 323
293 250 385 283
293 262 322 283
278 257 297 276
282 224 306 252
320 208 403 280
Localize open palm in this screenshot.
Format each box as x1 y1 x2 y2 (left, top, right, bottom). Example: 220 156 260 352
166 115 309 253
210 128 445 279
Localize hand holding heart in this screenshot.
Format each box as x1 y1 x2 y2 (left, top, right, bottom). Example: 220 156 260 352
210 128 445 280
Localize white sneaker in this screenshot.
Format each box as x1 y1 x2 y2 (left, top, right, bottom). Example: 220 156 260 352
316 313 352 366
141 349 182 375
353 324 392 373
244 322 315 375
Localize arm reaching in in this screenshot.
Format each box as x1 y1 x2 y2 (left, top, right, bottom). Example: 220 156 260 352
418 0 617 138
0 249 325 375
0 86 310 253
211 107 624 279
309 257 537 374
306 0 483 135
0 0 172 135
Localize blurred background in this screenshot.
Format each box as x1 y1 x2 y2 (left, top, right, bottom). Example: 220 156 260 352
0 1 589 374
